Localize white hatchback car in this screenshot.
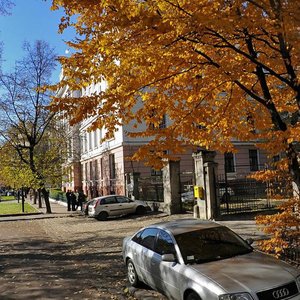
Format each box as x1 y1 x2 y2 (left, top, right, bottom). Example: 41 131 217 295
88 195 150 220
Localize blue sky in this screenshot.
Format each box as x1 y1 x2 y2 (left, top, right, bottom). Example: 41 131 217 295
0 0 75 83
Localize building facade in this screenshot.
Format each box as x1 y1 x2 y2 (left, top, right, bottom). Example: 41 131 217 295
57 75 270 200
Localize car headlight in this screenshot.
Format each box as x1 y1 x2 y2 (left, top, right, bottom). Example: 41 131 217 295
219 293 254 300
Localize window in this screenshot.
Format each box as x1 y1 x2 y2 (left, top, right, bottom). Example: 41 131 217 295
85 162 88 181
89 161 93 180
81 134 87 153
94 130 98 149
81 164 84 181
249 149 259 171
100 196 117 205
133 228 159 251
89 132 92 150
224 152 235 173
100 157 104 179
159 114 166 129
148 109 167 130
151 169 162 177
116 196 130 203
94 159 99 180
155 230 176 255
109 154 116 179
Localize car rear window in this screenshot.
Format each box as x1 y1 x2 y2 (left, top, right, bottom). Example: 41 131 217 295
100 197 117 205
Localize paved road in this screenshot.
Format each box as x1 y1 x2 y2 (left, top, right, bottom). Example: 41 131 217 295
0 200 268 300
0 209 186 300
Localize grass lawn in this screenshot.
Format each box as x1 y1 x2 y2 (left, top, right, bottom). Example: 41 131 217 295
0 195 16 201
0 202 39 215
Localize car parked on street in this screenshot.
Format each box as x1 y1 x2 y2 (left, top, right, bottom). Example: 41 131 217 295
123 218 300 300
82 199 96 216
88 195 150 221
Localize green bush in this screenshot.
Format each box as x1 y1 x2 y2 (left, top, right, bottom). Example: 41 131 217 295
49 189 67 202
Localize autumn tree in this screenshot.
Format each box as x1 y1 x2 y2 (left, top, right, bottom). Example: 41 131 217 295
51 1 299 190
0 40 58 213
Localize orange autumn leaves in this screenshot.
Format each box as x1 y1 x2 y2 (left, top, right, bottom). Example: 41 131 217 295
50 1 299 168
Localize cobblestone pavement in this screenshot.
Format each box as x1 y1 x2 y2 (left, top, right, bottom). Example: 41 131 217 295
0 211 192 300
0 204 267 300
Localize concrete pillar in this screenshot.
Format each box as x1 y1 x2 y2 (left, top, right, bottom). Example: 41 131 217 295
193 151 217 219
125 172 140 200
204 161 218 219
163 160 181 215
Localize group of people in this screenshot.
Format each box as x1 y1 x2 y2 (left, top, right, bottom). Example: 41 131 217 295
66 189 85 211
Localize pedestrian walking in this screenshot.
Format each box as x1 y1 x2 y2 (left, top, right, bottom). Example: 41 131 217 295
66 190 72 211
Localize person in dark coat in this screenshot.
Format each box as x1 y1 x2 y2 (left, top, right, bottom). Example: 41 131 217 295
66 190 72 211
76 190 85 211
70 191 77 211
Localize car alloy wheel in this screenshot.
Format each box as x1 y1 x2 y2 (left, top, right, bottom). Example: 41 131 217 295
97 211 109 221
127 259 140 287
135 206 146 215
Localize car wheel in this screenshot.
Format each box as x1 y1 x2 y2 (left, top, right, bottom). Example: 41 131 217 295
135 206 146 215
97 211 109 221
186 291 201 300
127 259 140 287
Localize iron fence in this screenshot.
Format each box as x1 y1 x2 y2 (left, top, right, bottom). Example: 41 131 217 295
137 175 164 202
281 237 300 268
216 174 275 215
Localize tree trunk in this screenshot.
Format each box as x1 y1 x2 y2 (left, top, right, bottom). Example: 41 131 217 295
21 187 25 213
41 187 52 213
38 190 42 208
33 190 37 204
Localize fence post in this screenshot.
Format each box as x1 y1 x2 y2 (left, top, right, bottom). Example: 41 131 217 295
162 160 181 215
193 150 218 219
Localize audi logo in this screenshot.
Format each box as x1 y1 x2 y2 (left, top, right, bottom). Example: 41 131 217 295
272 288 290 299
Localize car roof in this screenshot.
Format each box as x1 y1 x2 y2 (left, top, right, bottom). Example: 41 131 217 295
92 195 118 200
149 218 223 236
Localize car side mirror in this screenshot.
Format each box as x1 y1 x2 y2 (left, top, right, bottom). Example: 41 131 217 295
162 253 176 262
245 238 254 245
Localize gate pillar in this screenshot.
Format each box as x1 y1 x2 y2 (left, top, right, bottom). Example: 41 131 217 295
193 151 218 219
163 160 181 215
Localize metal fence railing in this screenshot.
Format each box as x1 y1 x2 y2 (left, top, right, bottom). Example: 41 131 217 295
281 237 300 268
216 176 274 215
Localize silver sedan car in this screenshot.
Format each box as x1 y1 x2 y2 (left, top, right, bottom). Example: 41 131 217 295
122 219 300 300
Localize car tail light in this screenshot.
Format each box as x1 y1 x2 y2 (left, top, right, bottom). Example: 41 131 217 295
94 200 99 208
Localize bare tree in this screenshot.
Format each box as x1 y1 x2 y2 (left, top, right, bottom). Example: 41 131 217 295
0 40 57 213
0 0 13 15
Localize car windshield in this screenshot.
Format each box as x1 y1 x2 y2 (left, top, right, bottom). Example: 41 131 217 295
174 226 253 264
